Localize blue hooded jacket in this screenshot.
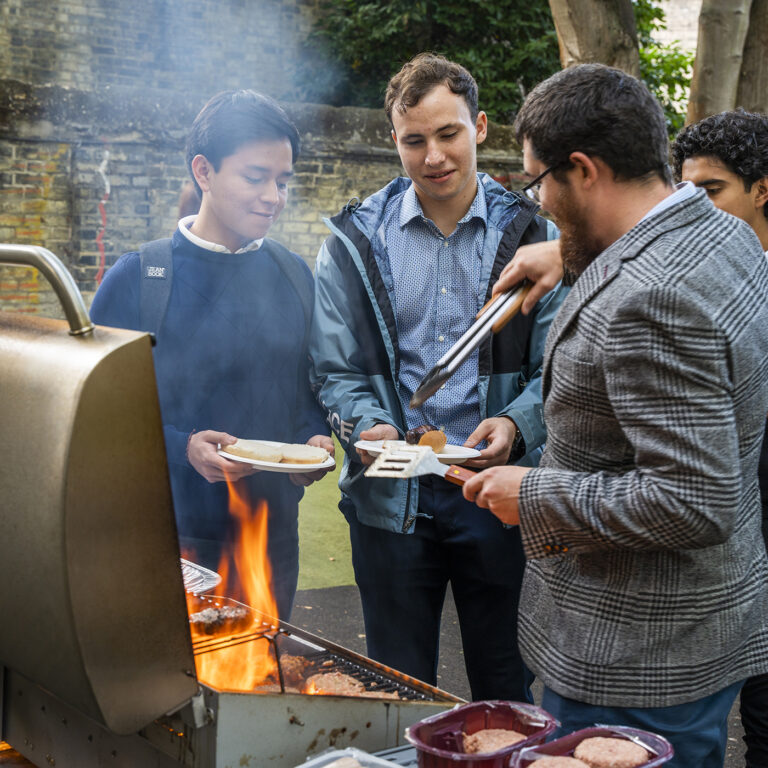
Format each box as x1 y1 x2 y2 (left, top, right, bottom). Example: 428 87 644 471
309 174 568 533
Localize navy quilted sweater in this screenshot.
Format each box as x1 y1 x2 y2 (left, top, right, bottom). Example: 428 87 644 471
90 229 327 567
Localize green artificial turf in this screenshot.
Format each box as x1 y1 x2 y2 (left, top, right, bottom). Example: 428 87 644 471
297 436 355 590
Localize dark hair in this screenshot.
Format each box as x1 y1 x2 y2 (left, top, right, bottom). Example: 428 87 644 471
671 108 768 220
185 90 300 196
514 63 670 184
385 53 479 126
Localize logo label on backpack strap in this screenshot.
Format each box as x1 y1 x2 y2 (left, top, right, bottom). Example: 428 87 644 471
145 265 167 279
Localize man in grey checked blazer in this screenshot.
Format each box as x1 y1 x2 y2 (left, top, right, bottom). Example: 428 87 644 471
464 65 768 768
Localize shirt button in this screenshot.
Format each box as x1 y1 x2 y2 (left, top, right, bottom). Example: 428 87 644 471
440 384 446 389
438 335 445 342
441 287 447 294
443 240 449 248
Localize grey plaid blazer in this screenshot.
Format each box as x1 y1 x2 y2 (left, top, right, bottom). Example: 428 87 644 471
518 188 768 708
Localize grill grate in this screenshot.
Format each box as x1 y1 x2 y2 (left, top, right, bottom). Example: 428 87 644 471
192 629 435 701
293 651 433 701
186 596 454 702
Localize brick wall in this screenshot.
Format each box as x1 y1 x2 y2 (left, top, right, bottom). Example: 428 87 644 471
0 0 320 100
0 82 525 317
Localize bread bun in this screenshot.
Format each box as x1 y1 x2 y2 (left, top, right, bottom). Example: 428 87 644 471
222 439 283 463
418 429 447 454
280 443 329 465
529 759 590 768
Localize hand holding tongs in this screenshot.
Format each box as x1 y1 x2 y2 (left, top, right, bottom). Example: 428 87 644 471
409 282 532 408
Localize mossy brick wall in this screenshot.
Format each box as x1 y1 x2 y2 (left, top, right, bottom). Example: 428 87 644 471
0 0 319 99
0 81 525 318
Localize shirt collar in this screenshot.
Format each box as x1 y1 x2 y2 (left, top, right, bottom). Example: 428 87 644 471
640 181 697 223
398 178 487 231
178 215 263 253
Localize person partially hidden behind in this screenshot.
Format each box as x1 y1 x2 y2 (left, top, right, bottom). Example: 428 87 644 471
464 66 768 768
672 108 768 768
90 90 333 619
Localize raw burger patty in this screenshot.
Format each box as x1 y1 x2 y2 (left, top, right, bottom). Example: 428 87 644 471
462 728 526 753
573 736 650 768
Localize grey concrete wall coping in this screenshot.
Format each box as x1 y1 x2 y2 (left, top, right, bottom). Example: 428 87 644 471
0 78 521 160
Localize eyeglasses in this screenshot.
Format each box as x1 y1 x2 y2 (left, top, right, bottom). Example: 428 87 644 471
520 163 561 204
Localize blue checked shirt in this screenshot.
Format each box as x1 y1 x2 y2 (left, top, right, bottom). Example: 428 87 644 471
384 182 490 445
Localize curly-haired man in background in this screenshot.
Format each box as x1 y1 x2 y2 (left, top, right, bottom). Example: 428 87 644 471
671 109 768 253
672 109 768 768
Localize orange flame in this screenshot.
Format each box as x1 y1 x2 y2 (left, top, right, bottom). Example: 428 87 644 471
190 480 279 691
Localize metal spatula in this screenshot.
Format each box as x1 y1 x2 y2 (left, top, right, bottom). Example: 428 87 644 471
364 445 476 487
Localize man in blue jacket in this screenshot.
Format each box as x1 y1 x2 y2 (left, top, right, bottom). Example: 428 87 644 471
91 90 333 620
309 53 567 701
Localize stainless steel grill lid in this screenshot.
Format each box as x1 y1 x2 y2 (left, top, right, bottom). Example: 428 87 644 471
0 245 197 735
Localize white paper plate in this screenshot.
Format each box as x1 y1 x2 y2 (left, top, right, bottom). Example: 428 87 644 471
354 439 481 465
217 440 335 474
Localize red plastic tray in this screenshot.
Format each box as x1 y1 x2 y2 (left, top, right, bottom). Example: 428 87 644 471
510 725 674 767
404 700 559 768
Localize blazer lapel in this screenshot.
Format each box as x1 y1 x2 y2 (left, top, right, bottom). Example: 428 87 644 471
541 249 623 398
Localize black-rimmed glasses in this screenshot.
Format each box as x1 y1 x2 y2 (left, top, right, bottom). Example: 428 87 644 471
520 163 561 204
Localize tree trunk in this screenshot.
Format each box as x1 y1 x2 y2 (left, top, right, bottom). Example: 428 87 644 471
686 0 753 123
736 0 768 113
547 0 640 77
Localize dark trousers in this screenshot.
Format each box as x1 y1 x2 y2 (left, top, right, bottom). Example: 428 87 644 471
345 475 533 702
542 681 743 768
741 671 768 768
743 421 768 767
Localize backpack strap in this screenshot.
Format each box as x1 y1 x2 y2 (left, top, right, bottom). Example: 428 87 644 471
139 238 174 336
263 238 313 343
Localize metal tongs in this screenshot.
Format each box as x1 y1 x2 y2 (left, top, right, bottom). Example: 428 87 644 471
409 281 532 408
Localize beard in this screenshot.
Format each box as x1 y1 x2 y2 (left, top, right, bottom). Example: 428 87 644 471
552 185 604 277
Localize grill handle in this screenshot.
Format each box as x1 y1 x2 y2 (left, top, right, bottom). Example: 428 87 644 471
0 244 94 336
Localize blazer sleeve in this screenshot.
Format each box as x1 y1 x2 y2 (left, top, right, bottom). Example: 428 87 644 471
519 282 741 558
308 239 400 455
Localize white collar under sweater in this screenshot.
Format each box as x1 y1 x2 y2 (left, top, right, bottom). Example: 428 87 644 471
177 215 263 253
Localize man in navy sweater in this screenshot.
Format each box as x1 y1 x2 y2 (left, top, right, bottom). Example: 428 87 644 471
90 91 333 620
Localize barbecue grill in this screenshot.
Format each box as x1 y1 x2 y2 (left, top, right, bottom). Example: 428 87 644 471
0 245 462 768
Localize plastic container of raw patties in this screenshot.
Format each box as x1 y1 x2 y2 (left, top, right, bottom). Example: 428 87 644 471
405 700 559 768
510 725 674 767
